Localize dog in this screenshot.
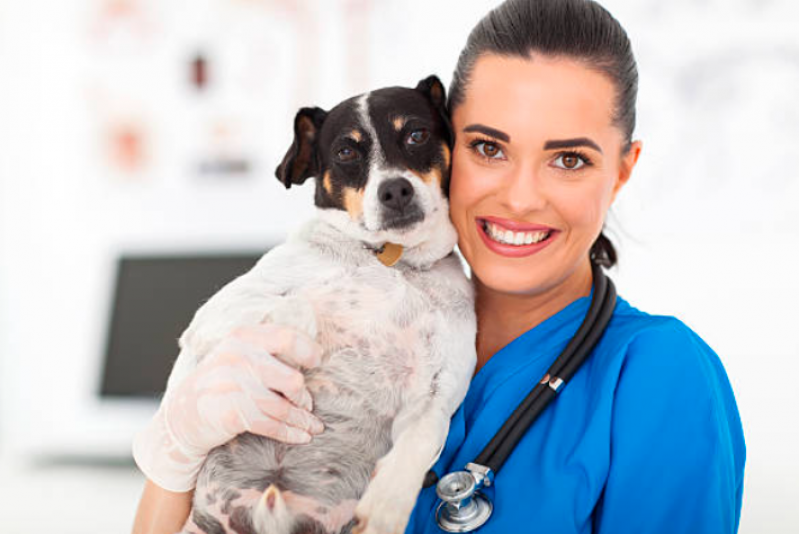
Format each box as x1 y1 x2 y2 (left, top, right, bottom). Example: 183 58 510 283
170 75 476 534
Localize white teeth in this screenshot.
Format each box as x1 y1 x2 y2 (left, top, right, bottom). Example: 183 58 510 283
483 220 551 246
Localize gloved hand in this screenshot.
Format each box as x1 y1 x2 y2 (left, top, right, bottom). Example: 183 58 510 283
132 323 325 493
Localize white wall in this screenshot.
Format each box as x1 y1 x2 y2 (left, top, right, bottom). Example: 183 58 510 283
0 0 797 532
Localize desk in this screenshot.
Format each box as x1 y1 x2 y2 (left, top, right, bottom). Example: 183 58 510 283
0 455 145 533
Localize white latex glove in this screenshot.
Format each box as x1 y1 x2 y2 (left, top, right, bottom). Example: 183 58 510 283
132 324 325 493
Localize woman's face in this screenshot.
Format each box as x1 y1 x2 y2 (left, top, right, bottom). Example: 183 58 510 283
450 53 642 297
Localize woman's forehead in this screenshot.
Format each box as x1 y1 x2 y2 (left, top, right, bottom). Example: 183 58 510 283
454 54 617 145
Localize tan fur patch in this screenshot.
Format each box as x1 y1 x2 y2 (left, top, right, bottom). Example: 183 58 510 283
412 167 443 185
323 171 333 195
293 116 317 182
392 116 406 131
350 130 362 142
343 187 365 220
441 142 451 169
430 80 444 104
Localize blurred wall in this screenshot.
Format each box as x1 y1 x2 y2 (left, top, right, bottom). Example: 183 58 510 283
0 0 797 532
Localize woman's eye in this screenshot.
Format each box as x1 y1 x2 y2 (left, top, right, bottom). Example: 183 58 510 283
475 141 504 159
553 152 587 170
406 129 430 146
337 147 359 162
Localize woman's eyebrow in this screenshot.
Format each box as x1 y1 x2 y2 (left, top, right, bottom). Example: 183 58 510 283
544 137 603 154
463 124 510 142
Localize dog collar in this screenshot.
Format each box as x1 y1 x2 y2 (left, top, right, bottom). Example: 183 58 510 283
372 242 404 267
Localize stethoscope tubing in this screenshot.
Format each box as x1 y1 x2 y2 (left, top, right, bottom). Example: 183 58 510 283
478 264 616 472
424 261 617 486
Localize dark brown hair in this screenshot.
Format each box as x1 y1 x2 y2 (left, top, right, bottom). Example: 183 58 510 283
449 0 638 268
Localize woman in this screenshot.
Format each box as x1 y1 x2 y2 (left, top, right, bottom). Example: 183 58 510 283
132 0 746 532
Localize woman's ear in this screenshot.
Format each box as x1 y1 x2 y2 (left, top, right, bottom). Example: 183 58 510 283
275 107 328 189
611 139 642 203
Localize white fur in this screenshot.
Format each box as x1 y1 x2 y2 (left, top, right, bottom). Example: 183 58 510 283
170 90 474 533
171 210 475 533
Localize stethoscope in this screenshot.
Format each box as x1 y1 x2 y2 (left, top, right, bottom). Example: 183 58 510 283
425 261 617 532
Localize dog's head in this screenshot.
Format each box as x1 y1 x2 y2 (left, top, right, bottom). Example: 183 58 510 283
275 75 457 266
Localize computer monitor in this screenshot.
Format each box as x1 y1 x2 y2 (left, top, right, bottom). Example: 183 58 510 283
99 252 264 399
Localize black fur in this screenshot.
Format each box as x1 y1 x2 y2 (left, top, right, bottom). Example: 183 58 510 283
192 509 227 534
276 107 329 189
275 75 453 210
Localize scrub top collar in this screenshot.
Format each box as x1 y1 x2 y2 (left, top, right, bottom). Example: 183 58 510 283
421 288 627 523
467 287 624 422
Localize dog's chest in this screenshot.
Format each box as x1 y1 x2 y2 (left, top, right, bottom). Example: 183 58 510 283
295 264 442 414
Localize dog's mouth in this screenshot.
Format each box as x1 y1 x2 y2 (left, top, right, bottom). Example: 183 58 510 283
380 207 425 231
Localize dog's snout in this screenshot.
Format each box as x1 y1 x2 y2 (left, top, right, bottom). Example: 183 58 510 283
378 178 415 212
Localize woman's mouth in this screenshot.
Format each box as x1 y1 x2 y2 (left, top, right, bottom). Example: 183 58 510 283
476 217 558 258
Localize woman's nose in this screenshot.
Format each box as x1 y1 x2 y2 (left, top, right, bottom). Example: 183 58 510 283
499 163 548 214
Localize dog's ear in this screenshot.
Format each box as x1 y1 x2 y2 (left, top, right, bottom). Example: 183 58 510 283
416 75 452 145
275 107 328 189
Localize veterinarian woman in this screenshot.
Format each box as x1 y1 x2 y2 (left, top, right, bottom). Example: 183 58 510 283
131 0 746 532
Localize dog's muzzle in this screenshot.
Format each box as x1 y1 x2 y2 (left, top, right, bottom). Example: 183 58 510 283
379 177 425 230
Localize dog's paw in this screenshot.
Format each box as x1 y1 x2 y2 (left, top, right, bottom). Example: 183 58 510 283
352 495 414 534
352 462 418 534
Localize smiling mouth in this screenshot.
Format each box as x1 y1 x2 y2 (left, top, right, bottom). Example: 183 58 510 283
479 218 554 246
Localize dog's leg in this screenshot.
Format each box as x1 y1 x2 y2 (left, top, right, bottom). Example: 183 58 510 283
351 399 449 534
352 316 476 534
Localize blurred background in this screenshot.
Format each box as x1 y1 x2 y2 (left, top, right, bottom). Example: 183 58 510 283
0 0 797 532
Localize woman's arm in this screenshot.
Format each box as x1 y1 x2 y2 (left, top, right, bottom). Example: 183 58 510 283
594 321 746 534
132 324 325 493
131 479 193 534
130 323 325 532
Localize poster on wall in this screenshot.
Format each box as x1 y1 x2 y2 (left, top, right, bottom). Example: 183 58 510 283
82 0 336 186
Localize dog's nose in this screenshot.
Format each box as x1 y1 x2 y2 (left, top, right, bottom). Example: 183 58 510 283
378 178 415 212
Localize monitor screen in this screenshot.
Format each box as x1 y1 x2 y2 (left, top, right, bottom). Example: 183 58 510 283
99 252 265 398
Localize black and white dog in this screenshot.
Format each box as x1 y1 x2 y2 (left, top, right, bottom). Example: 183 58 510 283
172 76 476 534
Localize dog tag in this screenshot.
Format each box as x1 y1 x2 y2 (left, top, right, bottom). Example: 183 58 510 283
376 242 403 267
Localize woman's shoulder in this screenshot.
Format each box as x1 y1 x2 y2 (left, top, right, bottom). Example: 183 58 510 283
592 299 746 533
602 295 740 421
608 295 719 367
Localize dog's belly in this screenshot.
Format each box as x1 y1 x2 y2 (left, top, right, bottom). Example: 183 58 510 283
189 388 390 534
186 275 438 534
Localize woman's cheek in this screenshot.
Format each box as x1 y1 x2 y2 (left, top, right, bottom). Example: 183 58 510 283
560 181 610 240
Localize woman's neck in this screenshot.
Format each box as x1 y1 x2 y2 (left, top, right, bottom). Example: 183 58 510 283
473 260 593 375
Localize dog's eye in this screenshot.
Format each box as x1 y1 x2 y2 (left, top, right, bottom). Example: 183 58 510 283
337 147 359 162
406 129 430 146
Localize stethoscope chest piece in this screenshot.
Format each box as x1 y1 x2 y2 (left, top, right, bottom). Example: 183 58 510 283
435 470 493 532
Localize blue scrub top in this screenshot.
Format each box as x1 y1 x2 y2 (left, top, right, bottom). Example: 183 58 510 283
406 293 746 534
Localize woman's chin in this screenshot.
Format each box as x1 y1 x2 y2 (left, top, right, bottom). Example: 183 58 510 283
471 263 554 297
